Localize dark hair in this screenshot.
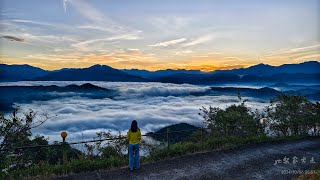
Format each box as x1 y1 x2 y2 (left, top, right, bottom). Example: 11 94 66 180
130 120 138 132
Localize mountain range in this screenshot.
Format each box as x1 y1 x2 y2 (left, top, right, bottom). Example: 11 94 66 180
0 64 49 81
213 61 320 75
0 61 319 84
33 64 147 82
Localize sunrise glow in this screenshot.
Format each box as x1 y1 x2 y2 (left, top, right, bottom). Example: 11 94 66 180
0 0 319 71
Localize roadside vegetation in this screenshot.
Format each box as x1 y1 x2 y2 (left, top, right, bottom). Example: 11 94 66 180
0 94 319 179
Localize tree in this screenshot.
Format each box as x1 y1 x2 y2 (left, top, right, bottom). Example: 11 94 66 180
200 104 260 136
79 130 127 160
311 102 320 136
267 95 317 136
0 107 84 171
0 108 50 170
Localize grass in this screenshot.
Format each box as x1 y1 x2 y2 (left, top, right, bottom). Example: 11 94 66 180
0 134 308 179
1 156 127 180
145 134 305 162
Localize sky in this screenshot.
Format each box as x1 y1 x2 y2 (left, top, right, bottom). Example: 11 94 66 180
0 0 319 71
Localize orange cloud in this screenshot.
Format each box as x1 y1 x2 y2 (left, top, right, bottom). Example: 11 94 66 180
3 44 319 71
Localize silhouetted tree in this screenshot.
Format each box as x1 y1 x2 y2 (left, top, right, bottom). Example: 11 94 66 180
0 107 82 171
267 95 317 136
200 102 260 136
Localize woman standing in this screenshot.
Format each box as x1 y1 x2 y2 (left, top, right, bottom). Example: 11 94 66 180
127 120 141 171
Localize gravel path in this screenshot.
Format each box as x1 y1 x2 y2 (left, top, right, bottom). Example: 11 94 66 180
56 138 320 180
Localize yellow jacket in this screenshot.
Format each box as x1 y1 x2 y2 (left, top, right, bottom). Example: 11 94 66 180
127 128 141 144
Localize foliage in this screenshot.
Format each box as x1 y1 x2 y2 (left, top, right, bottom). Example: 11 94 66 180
0 108 50 170
46 142 83 164
0 108 82 172
1 156 127 180
81 130 127 159
267 95 319 136
199 104 261 136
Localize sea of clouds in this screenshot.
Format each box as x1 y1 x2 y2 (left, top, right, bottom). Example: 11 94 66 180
2 81 268 142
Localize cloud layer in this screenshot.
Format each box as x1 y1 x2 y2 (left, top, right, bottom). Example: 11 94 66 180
6 82 268 142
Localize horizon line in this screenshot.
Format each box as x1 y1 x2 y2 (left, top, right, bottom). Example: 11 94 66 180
1 60 319 72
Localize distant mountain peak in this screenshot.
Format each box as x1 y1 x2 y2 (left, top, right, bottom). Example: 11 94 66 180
250 63 273 68
28 63 147 81
213 60 319 76
300 60 319 64
89 64 109 68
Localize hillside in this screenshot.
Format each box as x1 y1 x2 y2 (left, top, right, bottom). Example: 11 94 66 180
147 123 200 143
0 64 49 81
213 61 320 75
156 73 239 84
123 69 205 80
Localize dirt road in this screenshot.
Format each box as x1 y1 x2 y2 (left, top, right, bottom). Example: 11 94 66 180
56 138 320 180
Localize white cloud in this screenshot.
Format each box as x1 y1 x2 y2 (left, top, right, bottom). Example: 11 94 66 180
149 38 187 47
20 33 77 43
71 34 141 50
224 56 246 61
11 19 42 23
67 0 106 25
63 0 68 13
289 44 320 53
262 43 320 60
176 50 193 55
66 0 129 34
182 34 214 47
77 25 120 33
6 82 268 143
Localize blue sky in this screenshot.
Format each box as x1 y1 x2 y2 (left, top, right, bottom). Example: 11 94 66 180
0 0 319 70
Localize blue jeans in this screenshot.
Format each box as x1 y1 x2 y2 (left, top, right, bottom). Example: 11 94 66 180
128 143 140 170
